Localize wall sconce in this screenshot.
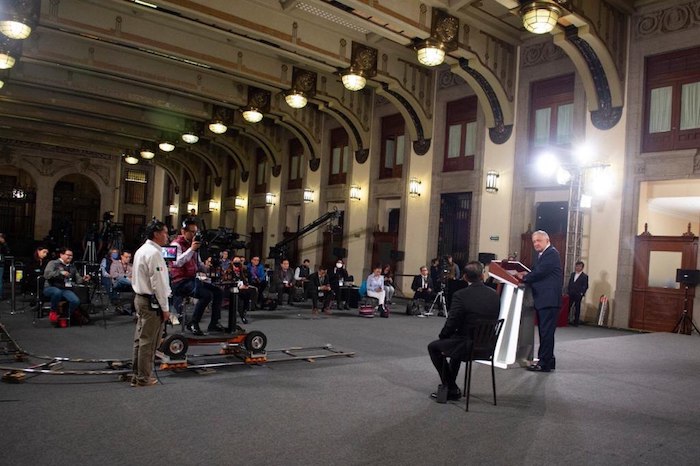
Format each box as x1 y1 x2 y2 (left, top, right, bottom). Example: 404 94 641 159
340 42 377 92
265 192 276 206
303 188 314 203
349 185 362 201
169 204 178 215
122 149 139 165
208 199 220 211
0 0 40 40
242 87 270 123
520 1 562 34
485 171 499 193
187 201 197 213
415 9 459 67
208 106 230 134
408 178 422 198
234 196 246 210
285 67 317 109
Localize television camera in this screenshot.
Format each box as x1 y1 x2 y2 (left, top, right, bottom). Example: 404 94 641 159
195 227 246 268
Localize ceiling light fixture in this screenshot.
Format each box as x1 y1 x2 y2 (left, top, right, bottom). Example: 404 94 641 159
159 140 175 152
520 1 562 34
0 0 40 40
285 67 317 109
208 119 227 134
181 132 199 144
243 87 271 123
415 9 458 67
123 150 139 165
340 42 377 92
285 91 307 109
139 144 155 159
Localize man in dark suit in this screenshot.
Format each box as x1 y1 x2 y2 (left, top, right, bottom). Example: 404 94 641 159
427 261 501 402
517 230 563 372
308 265 333 316
567 260 589 327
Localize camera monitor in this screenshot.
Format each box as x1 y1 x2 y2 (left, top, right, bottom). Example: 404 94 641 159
676 269 700 286
161 245 177 262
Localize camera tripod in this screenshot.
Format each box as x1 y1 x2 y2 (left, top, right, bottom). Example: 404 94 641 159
673 285 700 335
420 289 447 318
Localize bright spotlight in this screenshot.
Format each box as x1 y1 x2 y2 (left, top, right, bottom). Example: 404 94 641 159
574 144 594 166
588 165 613 196
536 152 560 177
556 167 571 185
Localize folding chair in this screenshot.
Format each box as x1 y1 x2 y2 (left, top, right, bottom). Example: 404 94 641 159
461 319 505 412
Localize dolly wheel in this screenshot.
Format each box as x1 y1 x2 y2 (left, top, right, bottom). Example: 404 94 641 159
160 334 189 358
244 331 267 352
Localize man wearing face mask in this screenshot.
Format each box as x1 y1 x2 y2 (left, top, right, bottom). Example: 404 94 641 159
170 220 224 336
224 256 255 324
331 259 351 310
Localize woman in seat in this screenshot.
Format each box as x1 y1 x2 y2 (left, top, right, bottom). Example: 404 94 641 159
382 264 395 304
366 265 388 318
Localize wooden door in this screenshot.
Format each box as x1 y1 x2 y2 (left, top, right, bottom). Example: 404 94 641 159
371 231 398 270
520 231 566 269
630 235 698 333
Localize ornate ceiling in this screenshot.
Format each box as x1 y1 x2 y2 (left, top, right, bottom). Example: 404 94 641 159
0 0 650 181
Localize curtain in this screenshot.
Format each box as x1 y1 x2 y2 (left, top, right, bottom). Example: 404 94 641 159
331 147 340 175
384 139 395 168
534 108 551 146
447 124 461 158
464 122 477 156
342 146 349 173
649 86 672 133
556 103 573 144
680 81 700 130
395 135 405 166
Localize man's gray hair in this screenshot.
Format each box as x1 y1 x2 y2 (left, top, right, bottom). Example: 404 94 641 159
532 230 550 240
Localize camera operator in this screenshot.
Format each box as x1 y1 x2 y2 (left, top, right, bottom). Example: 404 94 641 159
170 220 224 335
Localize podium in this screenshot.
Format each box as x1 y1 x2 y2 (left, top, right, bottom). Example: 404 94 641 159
483 261 535 369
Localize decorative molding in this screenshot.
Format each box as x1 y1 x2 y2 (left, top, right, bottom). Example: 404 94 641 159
564 26 622 130
521 41 567 68
380 83 430 155
0 138 113 160
241 170 250 183
309 157 320 172
457 58 512 144
214 176 222 187
635 160 646 175
271 164 282 177
437 69 465 89
635 0 700 39
355 148 369 164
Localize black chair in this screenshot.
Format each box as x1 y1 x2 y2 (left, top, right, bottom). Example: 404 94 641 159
461 318 505 412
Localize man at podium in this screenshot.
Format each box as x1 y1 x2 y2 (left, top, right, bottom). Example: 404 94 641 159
516 230 563 373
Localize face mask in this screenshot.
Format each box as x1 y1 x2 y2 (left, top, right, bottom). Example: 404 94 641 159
336 263 343 268
111 253 119 260
233 261 241 267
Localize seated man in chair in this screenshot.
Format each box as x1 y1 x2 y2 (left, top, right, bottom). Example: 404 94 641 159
170 220 225 336
109 250 135 314
308 265 333 316
43 247 91 326
427 261 500 402
409 266 435 315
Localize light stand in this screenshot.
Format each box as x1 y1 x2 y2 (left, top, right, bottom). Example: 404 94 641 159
6 256 30 316
673 284 700 336
421 285 447 318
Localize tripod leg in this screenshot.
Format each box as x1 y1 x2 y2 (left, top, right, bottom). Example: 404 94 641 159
673 311 687 334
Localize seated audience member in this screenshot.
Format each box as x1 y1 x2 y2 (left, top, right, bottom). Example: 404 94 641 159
109 250 135 314
100 248 119 300
366 265 388 318
330 259 351 310
308 265 333 316
24 244 50 296
427 261 501 402
219 250 231 274
429 258 442 289
223 256 255 323
43 247 91 326
294 258 312 301
247 256 268 307
382 264 395 304
170 220 224 336
411 266 436 313
272 259 296 305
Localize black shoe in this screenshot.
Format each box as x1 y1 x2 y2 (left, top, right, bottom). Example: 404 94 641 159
186 322 205 336
343 303 350 310
527 364 551 373
207 322 226 333
430 389 461 401
239 314 249 324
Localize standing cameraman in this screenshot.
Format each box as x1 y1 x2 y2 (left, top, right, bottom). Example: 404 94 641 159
170 220 224 335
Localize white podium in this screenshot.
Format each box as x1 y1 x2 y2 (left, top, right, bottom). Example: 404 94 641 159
481 261 535 369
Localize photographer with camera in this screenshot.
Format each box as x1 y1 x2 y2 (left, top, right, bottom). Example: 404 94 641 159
170 220 224 336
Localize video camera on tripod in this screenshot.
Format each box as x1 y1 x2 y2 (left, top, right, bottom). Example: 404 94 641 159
195 227 247 268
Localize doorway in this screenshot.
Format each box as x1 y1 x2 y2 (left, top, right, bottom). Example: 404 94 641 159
52 174 100 255
437 192 471 268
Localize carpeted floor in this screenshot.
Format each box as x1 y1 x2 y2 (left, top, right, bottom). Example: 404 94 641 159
1 297 700 466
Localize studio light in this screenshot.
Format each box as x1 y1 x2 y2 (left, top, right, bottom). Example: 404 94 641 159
340 42 377 92
485 171 500 193
556 167 571 185
520 1 561 34
0 0 40 40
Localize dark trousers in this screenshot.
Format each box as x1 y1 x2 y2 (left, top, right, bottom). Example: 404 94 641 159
536 306 558 368
44 287 81 314
427 338 464 391
172 278 222 325
311 290 333 310
569 295 583 325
